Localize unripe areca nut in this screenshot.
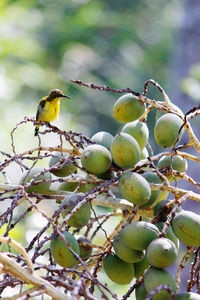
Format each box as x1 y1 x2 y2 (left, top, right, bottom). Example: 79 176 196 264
118 172 151 205
81 144 112 175
20 167 51 194
113 93 145 123
50 231 80 268
172 210 200 246
158 155 188 181
146 238 177 268
113 233 144 263
120 221 160 251
61 194 91 228
144 267 176 300
49 152 77 177
91 131 113 150
154 113 183 148
111 133 141 168
103 253 135 284
121 120 149 150
140 172 162 209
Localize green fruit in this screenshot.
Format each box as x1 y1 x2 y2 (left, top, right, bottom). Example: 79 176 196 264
140 147 149 160
91 131 113 150
156 222 179 250
121 120 149 150
50 231 80 268
134 254 150 279
61 194 91 228
135 284 147 300
156 110 166 121
58 174 90 193
121 221 160 250
113 233 144 263
172 210 200 246
49 152 77 177
59 180 78 192
176 293 200 299
113 93 145 123
140 172 162 208
103 253 135 284
96 170 115 180
144 267 176 300
77 236 93 261
153 200 182 222
111 133 141 168
156 190 169 203
146 238 177 268
81 144 112 175
154 113 183 148
118 172 151 205
58 174 82 192
82 174 98 192
158 155 188 181
20 167 51 193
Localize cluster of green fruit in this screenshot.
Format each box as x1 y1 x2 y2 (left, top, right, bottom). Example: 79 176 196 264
19 93 200 299
104 208 200 300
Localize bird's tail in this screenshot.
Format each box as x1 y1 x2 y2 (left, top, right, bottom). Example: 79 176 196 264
34 126 39 136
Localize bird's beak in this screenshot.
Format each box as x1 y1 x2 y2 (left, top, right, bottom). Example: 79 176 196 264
62 94 71 99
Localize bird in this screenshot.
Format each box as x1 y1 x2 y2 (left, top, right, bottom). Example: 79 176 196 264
34 89 70 136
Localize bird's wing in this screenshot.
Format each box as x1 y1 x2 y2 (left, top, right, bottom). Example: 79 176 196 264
36 99 46 121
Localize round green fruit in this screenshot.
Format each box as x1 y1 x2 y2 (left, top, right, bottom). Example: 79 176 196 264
111 133 141 168
135 284 147 300
140 147 149 160
156 190 169 203
140 172 162 208
153 200 182 222
81 144 112 175
156 222 179 250
121 120 149 150
118 172 151 205
120 221 160 250
113 233 144 263
61 194 91 228
50 231 80 268
176 293 200 300
146 238 177 268
82 174 98 192
103 253 135 284
20 167 51 193
91 131 113 150
49 152 77 177
134 254 150 279
172 210 200 246
58 174 84 192
158 155 188 181
144 267 176 300
96 170 115 180
77 236 93 261
113 93 145 123
154 113 183 148
58 174 91 193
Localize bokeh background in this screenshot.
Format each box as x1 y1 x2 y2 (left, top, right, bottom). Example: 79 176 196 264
1 0 200 298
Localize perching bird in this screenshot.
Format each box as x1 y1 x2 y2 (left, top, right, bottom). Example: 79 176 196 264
34 89 70 136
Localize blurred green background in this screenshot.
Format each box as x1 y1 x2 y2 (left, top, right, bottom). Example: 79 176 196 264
0 0 184 155
1 0 200 297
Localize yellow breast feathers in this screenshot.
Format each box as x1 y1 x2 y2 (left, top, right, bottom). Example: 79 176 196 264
34 89 70 136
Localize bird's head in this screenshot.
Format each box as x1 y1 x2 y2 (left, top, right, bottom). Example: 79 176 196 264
48 89 71 101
